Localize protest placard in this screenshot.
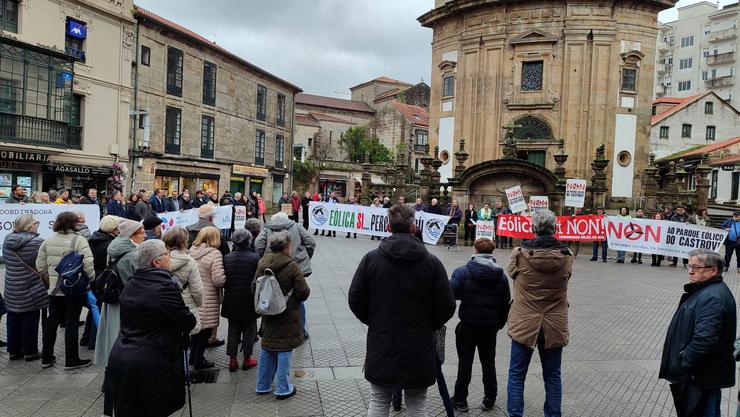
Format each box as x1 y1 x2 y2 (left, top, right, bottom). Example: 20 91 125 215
529 196 549 213
0 204 100 252
475 220 495 241
505 185 527 213
495 214 606 241
565 179 587 208
233 206 247 229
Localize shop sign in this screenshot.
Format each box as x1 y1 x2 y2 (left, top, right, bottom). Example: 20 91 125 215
0 151 49 162
721 164 736 171
45 165 112 176
232 164 268 177
66 20 87 39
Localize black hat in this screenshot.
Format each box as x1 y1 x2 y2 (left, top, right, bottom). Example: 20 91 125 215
143 216 163 230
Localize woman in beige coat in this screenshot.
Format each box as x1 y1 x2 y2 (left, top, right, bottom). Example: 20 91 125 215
163 226 204 335
189 226 225 370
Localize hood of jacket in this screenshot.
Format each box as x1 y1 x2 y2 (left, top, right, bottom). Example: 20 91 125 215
265 216 296 232
378 233 427 265
520 236 571 274
3 231 40 251
169 249 192 273
466 254 505 283
189 243 219 261
108 235 138 258
259 250 294 272
89 230 115 246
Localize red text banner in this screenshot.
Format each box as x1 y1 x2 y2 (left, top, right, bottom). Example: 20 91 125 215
496 214 606 241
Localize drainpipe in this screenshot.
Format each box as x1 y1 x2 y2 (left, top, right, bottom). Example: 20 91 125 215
289 92 296 192
130 18 140 193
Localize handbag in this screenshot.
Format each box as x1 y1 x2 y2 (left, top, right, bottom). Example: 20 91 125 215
433 325 447 364
15 252 49 289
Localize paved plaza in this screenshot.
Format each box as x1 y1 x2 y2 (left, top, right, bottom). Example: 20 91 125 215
0 235 738 417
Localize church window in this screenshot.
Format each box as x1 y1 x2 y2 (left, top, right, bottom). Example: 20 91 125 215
521 61 543 92
621 68 637 92
512 116 552 140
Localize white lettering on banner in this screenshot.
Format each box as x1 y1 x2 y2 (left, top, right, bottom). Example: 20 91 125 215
529 196 549 213
0 204 100 252
605 216 728 258
308 202 450 245
565 179 587 208
505 185 527 214
158 206 233 232
475 220 495 240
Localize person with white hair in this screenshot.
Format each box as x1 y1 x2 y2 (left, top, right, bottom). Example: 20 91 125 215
103 239 196 417
186 204 230 256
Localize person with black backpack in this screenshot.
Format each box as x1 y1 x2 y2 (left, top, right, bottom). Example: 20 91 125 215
36 212 96 370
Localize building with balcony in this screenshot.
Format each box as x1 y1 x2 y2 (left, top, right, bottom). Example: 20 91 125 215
654 1 739 103
0 0 135 199
131 7 301 206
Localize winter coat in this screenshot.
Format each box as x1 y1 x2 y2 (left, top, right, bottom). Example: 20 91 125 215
221 247 260 320
507 236 572 349
450 254 511 337
36 231 95 296
170 249 204 335
149 195 166 214
479 207 494 221
104 267 195 417
2 231 48 312
253 251 309 351
189 244 226 329
106 199 127 218
255 216 315 275
447 205 462 224
348 232 456 389
659 275 736 388
75 224 91 240
134 200 151 220
425 204 442 215
186 219 230 256
178 197 193 210
301 197 310 214
54 197 70 204
89 230 116 276
258 199 266 215
246 198 257 217
144 230 159 241
290 196 301 213
4 194 27 203
464 209 478 228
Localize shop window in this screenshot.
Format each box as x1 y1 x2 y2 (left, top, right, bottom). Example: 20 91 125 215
165 106 181 154
256 84 266 121
202 61 216 106
681 124 692 138
705 101 714 114
1 0 18 33
706 125 715 141
200 115 214 158
442 75 454 97
255 129 265 165
277 93 286 127
64 18 86 61
659 126 669 139
521 61 544 92
166 46 183 97
140 45 150 66
621 68 637 92
275 134 284 168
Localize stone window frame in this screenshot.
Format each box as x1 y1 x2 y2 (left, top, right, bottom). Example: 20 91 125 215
140 45 150 67
505 30 559 110
256 84 267 121
164 106 182 155
202 61 217 107
620 51 643 95
441 74 455 98
200 114 215 159
276 93 286 127
166 46 183 97
521 61 544 92
255 129 265 165
275 134 285 168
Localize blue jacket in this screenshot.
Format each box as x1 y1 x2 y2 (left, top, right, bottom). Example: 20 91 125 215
450 254 511 331
721 219 740 242
149 195 166 214
106 199 127 218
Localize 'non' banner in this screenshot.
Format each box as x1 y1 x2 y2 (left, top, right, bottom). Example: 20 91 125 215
308 202 450 245
0 204 100 252
475 220 495 240
605 216 728 258
496 214 606 241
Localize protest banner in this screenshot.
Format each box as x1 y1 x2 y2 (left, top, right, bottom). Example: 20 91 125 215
308 202 450 245
233 206 247 229
495 214 606 241
158 205 233 232
605 216 728 258
0 204 100 252
505 185 528 213
475 220 495 241
565 179 587 208
529 196 549 213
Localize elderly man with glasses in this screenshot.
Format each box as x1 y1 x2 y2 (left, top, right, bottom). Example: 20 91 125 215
659 248 736 417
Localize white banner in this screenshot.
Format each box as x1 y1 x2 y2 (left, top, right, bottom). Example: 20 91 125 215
159 205 233 232
565 179 587 208
505 185 528 214
234 206 247 230
529 196 549 213
606 216 728 258
0 204 101 252
475 220 495 241
308 202 450 245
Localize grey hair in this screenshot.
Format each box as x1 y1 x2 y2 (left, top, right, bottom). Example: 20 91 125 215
14 214 37 232
245 218 262 237
688 248 724 271
531 210 557 236
74 210 86 222
198 205 215 219
271 211 289 222
268 230 291 252
232 228 252 248
136 239 169 270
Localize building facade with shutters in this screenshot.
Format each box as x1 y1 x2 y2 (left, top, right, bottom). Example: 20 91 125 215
419 0 676 206
131 7 301 205
0 0 134 199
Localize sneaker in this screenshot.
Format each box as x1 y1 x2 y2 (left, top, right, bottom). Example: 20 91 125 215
41 356 56 368
242 357 257 370
24 353 42 362
229 356 239 372
481 397 495 411
64 359 92 371
453 398 469 412
276 386 297 400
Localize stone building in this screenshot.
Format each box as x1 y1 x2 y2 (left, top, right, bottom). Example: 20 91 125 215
0 0 134 198
650 92 740 159
419 0 676 209
371 81 431 110
350 76 413 109
367 100 429 173
131 7 301 206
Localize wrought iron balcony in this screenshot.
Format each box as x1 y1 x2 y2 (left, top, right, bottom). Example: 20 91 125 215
0 112 82 149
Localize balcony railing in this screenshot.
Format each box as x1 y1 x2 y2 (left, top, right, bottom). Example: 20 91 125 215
705 75 734 88
709 28 736 43
657 41 669 53
707 52 735 65
0 112 82 149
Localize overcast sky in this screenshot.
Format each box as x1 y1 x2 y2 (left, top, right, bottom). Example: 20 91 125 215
135 0 735 98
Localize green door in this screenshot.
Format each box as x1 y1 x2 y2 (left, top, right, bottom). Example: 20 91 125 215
527 151 546 167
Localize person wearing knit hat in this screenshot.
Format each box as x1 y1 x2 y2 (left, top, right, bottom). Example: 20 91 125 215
99 215 120 234
143 216 164 240
449 237 511 412
117 218 144 239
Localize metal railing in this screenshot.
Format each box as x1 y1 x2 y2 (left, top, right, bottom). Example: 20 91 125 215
0 112 81 149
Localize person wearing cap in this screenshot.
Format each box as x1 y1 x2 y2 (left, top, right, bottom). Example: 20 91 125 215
722 210 740 272
143 216 163 240
450 238 511 412
94 218 146 368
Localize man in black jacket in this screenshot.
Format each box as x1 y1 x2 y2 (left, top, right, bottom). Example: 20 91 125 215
349 204 456 416
659 248 736 417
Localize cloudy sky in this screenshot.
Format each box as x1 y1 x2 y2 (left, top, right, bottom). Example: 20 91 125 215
136 0 733 98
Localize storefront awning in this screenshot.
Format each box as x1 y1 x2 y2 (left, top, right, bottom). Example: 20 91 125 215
351 174 386 185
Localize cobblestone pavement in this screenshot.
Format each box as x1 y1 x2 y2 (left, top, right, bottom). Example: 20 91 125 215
1 235 739 416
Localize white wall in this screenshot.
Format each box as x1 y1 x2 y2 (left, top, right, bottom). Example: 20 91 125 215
714 168 739 203
612 114 637 198
438 116 454 183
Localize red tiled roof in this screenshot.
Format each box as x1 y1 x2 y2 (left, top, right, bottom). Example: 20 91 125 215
295 113 319 127
295 93 374 114
308 112 355 124
650 93 709 125
710 155 740 166
682 136 740 158
653 97 686 105
134 6 301 92
350 76 412 91
390 100 429 127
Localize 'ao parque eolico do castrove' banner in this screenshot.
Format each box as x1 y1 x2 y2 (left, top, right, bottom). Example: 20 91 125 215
0 204 101 252
308 202 450 245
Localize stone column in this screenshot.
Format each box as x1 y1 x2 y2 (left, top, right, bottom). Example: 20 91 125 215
360 152 372 205
590 144 610 209
643 153 660 212
694 154 712 211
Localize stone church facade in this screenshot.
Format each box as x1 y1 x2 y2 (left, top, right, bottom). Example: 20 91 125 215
419 0 676 207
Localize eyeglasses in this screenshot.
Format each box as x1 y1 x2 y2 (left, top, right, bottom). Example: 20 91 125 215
687 265 713 271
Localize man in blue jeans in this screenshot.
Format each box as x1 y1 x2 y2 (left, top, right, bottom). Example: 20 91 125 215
506 210 573 417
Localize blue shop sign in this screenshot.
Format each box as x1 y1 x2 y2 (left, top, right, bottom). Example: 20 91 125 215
66 20 87 39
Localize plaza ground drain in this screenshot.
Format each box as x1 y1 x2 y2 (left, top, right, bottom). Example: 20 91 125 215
190 369 219 384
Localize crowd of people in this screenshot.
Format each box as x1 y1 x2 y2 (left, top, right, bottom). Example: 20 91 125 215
1 182 739 417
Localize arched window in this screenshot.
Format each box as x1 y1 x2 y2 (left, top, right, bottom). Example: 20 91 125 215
513 116 553 140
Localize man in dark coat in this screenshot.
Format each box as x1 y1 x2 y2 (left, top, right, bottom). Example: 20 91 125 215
186 205 230 256
103 240 196 417
105 190 127 218
349 204 456 415
149 189 167 214
425 198 442 215
659 248 736 417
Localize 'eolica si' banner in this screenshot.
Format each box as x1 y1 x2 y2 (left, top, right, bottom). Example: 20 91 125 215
308 202 451 245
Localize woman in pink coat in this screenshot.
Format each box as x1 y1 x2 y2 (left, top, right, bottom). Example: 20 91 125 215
257 194 266 223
